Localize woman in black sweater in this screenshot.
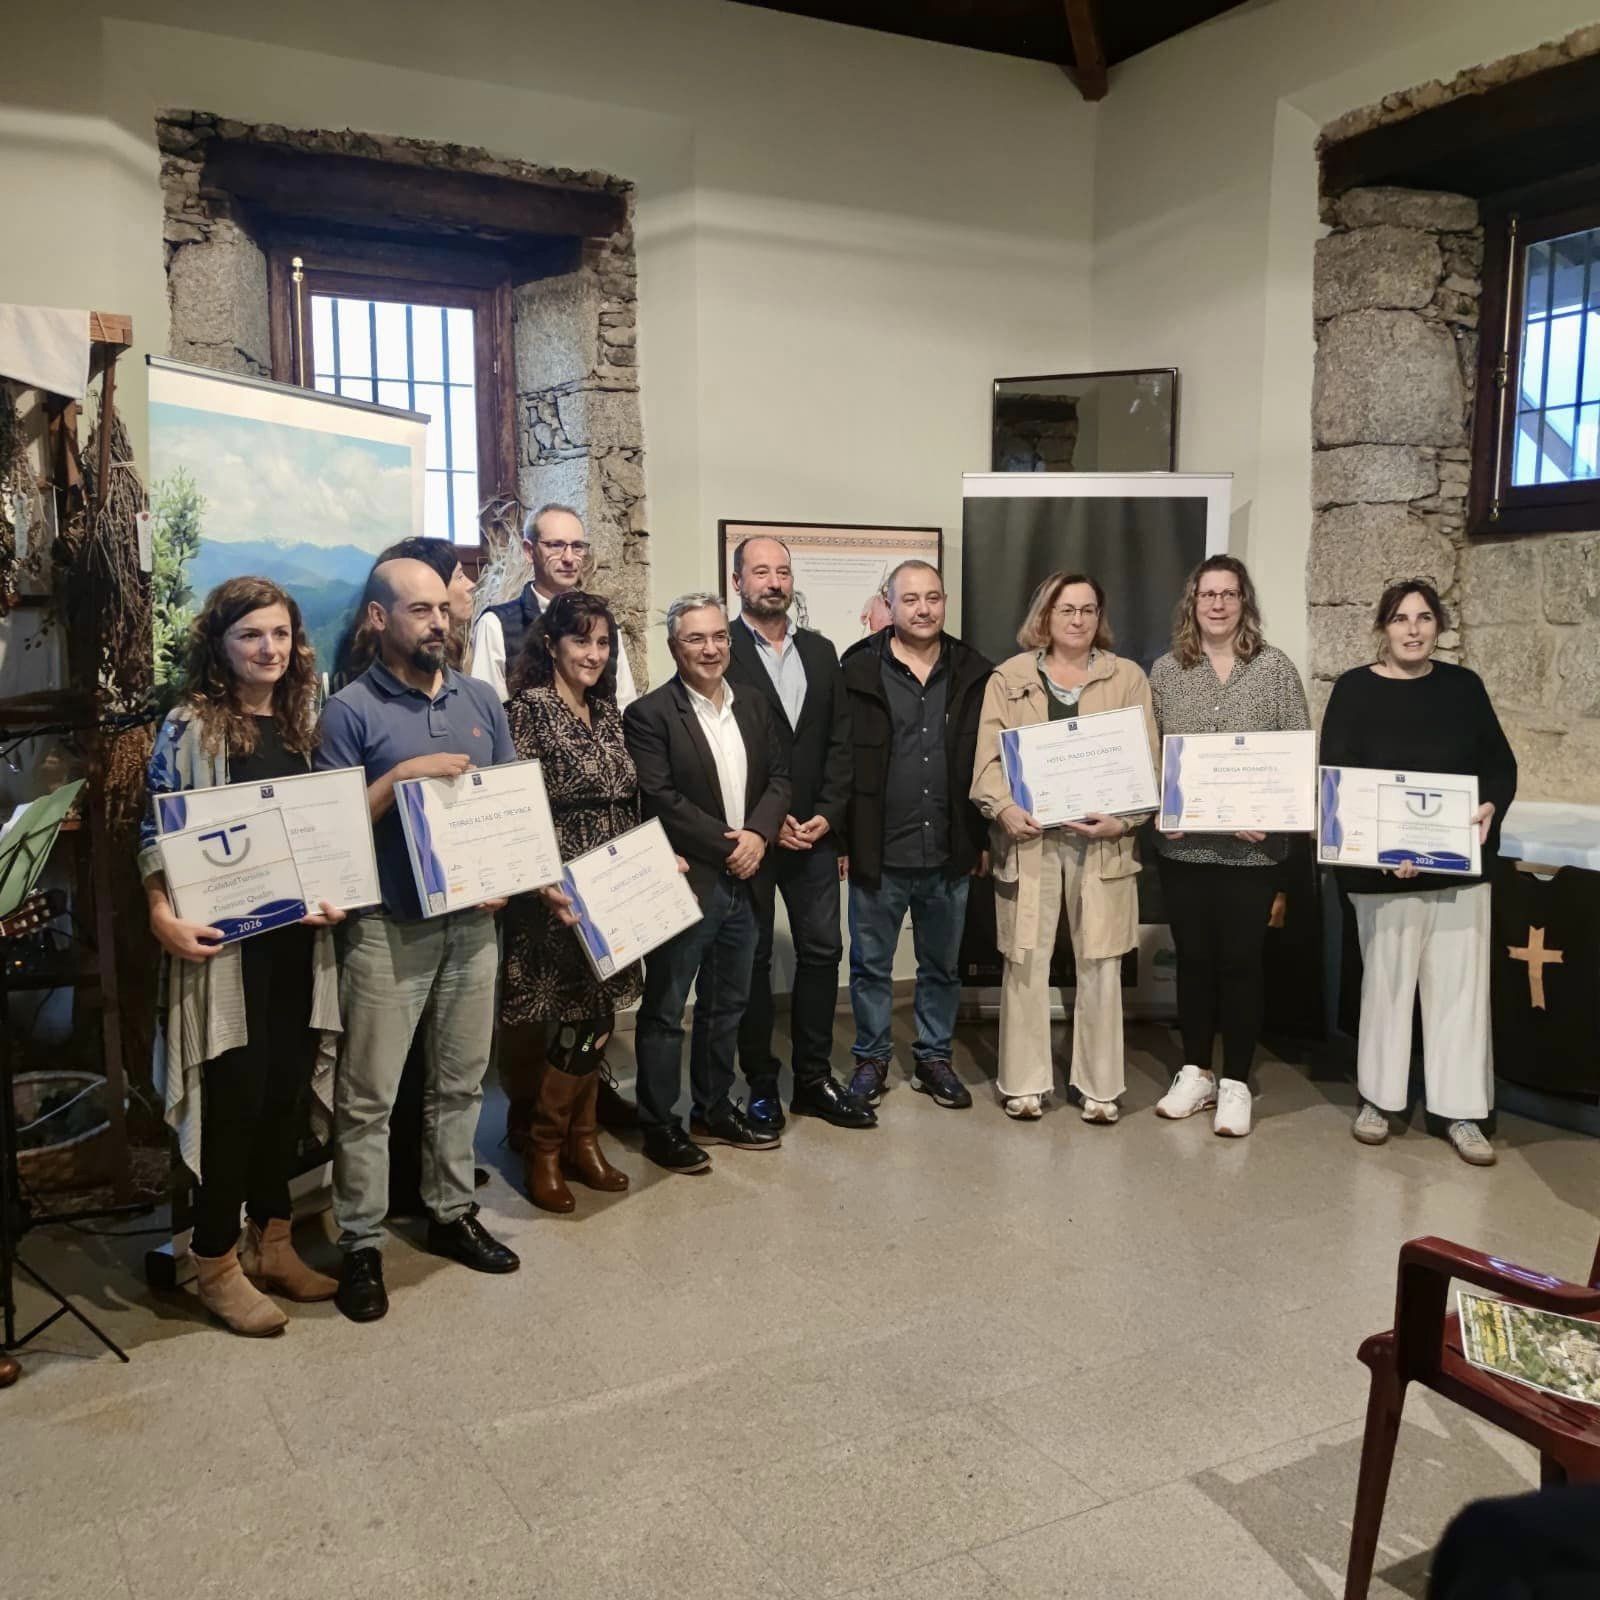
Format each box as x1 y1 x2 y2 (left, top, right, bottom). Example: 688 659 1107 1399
1319 579 1516 1167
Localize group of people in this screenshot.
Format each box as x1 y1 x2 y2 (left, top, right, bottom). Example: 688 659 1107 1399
139 502 1517 1337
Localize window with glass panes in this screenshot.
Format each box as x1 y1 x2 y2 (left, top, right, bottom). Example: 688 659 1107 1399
1515 227 1600 486
311 296 480 542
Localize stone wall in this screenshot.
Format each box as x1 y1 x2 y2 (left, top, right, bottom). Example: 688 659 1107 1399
156 112 649 678
1309 185 1600 801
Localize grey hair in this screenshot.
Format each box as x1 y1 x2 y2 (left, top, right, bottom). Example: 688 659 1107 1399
665 592 728 642
522 502 583 542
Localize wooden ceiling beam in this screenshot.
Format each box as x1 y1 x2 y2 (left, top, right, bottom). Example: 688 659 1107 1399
1061 0 1107 101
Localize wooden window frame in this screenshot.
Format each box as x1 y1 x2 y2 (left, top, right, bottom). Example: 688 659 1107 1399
1472 179 1600 536
266 239 516 563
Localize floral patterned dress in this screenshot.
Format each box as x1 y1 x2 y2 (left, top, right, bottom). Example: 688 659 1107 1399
500 684 643 1024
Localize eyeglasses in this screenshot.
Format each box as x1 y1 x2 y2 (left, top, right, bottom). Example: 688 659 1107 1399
677 632 730 649
1197 590 1242 606
537 540 590 557
1052 605 1100 621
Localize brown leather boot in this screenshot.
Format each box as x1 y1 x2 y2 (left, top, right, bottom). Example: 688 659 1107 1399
524 1069 586 1213
565 1071 629 1193
240 1218 339 1302
505 1096 536 1154
193 1247 288 1337
0 1354 19 1389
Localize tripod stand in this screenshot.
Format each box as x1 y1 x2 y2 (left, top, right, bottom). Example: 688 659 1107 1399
2 892 141 1368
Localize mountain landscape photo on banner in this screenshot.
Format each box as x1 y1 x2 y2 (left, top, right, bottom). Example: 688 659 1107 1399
145 360 426 687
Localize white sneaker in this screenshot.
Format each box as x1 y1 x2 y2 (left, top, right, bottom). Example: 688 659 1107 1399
1448 1120 1496 1167
1080 1097 1119 1125
1213 1079 1252 1138
1004 1094 1043 1120
1352 1103 1390 1145
1155 1065 1217 1120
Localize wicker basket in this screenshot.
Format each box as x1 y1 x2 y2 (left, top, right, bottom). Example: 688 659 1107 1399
13 1070 115 1194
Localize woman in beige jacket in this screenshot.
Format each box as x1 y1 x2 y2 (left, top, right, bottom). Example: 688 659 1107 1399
970 573 1159 1121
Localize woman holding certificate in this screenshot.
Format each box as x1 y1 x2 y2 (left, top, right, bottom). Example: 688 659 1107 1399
1150 555 1309 1138
1320 579 1516 1167
971 572 1159 1123
499 590 638 1212
139 578 343 1336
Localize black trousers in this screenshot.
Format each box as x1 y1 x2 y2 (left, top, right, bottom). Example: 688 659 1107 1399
1429 1485 1600 1598
739 841 844 1095
1156 854 1278 1084
192 924 317 1257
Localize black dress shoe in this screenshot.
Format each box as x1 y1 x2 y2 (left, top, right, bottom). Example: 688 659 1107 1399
336 1247 388 1323
642 1125 713 1173
690 1102 782 1151
426 1209 520 1274
747 1090 787 1134
791 1075 878 1129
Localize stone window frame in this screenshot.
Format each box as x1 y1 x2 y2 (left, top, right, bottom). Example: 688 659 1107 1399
1471 176 1600 536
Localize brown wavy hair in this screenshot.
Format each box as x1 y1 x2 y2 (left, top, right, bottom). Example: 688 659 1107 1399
1170 554 1264 669
180 576 318 756
1016 571 1114 652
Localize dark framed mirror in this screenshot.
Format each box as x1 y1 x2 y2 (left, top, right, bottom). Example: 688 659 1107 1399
992 367 1179 473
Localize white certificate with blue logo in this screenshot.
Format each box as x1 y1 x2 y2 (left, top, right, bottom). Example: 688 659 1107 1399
154 767 380 911
560 817 702 980
396 758 563 916
1160 731 1317 834
156 807 308 943
1318 765 1481 875
1000 706 1158 827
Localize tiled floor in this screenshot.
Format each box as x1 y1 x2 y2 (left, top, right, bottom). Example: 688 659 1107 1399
5 1012 1595 1599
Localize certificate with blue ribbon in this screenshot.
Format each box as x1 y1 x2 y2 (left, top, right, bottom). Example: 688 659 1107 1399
157 807 308 943
1160 731 1317 834
1318 765 1481 875
999 706 1158 827
396 759 562 917
560 817 702 980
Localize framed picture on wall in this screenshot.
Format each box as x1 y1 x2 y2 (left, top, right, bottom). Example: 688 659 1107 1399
992 368 1179 474
718 520 943 650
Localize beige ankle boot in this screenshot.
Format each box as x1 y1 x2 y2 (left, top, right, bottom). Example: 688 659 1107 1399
240 1218 339 1302
193 1247 288 1337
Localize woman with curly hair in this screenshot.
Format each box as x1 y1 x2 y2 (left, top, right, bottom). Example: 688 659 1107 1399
140 577 345 1335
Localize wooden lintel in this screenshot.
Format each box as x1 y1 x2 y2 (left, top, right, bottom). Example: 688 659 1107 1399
205 140 626 244
1062 0 1107 101
87 312 133 349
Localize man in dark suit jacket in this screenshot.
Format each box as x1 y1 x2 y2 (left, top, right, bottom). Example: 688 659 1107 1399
623 593 792 1173
720 535 875 1133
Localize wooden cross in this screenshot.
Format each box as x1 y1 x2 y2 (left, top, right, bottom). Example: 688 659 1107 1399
1508 926 1564 1010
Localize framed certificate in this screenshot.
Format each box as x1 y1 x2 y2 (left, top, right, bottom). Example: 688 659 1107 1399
155 767 380 911
1319 765 1482 875
1000 706 1158 827
561 818 702 979
156 807 308 943
396 759 563 917
1160 731 1317 834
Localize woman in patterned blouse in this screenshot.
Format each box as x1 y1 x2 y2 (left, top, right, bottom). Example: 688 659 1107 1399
499 591 641 1212
1149 555 1309 1138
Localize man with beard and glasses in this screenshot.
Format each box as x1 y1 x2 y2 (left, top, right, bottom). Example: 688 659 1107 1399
317 558 521 1322
719 536 874 1133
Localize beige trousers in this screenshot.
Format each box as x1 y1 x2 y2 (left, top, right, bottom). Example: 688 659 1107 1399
1351 882 1492 1121
997 832 1126 1102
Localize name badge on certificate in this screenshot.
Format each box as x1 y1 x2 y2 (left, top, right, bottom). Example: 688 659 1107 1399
1160 731 1317 834
560 818 702 979
1000 705 1158 828
154 766 380 911
1318 765 1482 875
157 807 308 943
396 759 563 917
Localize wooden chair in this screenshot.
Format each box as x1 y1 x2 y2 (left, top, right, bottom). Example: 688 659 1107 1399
1345 1234 1600 1599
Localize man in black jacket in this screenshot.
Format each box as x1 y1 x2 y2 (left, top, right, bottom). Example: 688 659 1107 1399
841 561 992 1111
623 593 792 1173
719 535 875 1133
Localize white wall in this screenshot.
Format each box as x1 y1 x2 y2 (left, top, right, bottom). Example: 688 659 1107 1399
1090 0 1600 682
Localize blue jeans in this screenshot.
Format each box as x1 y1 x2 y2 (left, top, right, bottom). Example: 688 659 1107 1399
848 867 970 1065
637 876 756 1130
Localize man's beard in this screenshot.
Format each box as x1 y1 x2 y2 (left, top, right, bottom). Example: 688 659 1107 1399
408 637 446 672
745 590 791 618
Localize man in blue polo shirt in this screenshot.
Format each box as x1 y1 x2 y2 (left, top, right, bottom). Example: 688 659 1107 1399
317 556 520 1322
